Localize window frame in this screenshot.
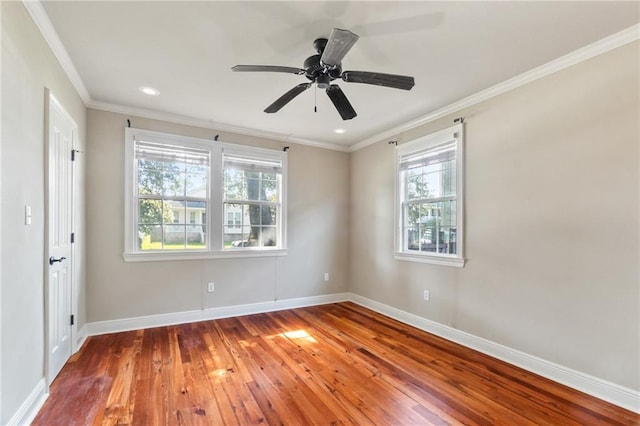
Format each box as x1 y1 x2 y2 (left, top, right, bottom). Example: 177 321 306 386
124 128 287 262
394 124 465 267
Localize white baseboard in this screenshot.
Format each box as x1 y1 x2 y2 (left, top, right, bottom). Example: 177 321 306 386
76 324 88 352
349 293 640 414
7 378 48 426
86 292 350 336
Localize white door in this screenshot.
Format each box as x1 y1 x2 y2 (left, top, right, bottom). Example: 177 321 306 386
46 91 76 383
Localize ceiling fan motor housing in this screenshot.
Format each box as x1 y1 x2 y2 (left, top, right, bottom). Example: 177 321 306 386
304 40 343 88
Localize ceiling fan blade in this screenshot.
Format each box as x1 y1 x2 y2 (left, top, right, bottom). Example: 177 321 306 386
232 65 305 75
320 28 359 67
326 85 357 120
264 83 312 113
341 71 415 90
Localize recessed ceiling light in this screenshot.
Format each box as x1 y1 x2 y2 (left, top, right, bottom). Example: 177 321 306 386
333 128 346 134
138 86 160 96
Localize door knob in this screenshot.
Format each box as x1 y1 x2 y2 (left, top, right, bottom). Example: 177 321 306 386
49 256 66 265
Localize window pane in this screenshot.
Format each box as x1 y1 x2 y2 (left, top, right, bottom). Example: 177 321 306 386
441 200 456 228
138 199 163 224
404 200 458 254
261 205 277 226
246 178 260 201
245 204 260 246
137 225 161 250
185 173 207 196
261 227 277 246
406 226 419 251
163 167 186 196
417 200 456 254
405 168 422 200
262 178 278 202
186 224 205 249
223 169 244 200
224 203 245 247
164 224 185 249
168 203 186 224
406 204 420 227
138 167 163 195
442 161 456 197
186 163 207 174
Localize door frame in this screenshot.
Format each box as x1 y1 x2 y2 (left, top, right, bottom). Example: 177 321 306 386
44 88 79 385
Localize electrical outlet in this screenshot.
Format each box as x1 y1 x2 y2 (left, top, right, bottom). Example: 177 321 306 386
323 272 329 282
423 290 430 301
207 282 215 293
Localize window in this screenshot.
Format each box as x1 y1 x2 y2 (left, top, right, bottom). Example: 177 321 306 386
223 152 283 248
395 124 464 267
134 139 208 251
124 128 287 261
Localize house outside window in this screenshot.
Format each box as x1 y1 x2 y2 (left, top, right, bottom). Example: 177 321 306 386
395 124 465 267
124 128 287 261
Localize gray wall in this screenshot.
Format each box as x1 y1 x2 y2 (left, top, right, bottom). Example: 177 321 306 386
2 1 638 421
349 41 640 391
1 2 87 423
85 109 350 322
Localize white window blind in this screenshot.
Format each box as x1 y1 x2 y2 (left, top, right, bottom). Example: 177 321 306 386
135 140 209 167
223 154 282 174
399 141 456 172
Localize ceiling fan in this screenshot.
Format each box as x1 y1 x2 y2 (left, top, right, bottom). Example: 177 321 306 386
231 28 415 120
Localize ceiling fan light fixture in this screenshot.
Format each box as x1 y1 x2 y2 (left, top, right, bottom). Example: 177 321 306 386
316 74 331 89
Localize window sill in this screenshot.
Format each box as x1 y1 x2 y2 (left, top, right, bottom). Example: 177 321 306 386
394 252 465 268
123 248 288 262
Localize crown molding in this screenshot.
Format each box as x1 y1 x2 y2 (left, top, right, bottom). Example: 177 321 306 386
349 23 640 152
88 100 350 152
22 0 92 104
23 0 638 154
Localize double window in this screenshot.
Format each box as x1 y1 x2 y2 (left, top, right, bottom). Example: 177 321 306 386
395 124 465 267
124 128 287 261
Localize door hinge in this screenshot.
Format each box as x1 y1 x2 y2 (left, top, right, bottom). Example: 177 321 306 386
71 149 77 161
70 314 75 326
71 232 75 243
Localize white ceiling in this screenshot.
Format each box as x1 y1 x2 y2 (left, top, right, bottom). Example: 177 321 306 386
38 1 639 150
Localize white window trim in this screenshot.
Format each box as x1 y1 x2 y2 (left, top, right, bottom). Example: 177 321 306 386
394 123 465 267
123 128 287 262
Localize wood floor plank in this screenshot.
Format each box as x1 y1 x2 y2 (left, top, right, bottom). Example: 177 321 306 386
33 302 640 425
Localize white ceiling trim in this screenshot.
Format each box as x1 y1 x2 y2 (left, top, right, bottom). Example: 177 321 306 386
22 0 91 105
23 0 639 154
349 23 640 152
89 100 350 152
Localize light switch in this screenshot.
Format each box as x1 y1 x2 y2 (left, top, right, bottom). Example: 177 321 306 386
25 205 32 225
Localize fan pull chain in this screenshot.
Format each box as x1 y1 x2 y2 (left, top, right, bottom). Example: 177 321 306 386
314 85 317 113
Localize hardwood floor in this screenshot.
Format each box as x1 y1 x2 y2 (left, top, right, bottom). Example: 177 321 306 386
33 302 638 425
